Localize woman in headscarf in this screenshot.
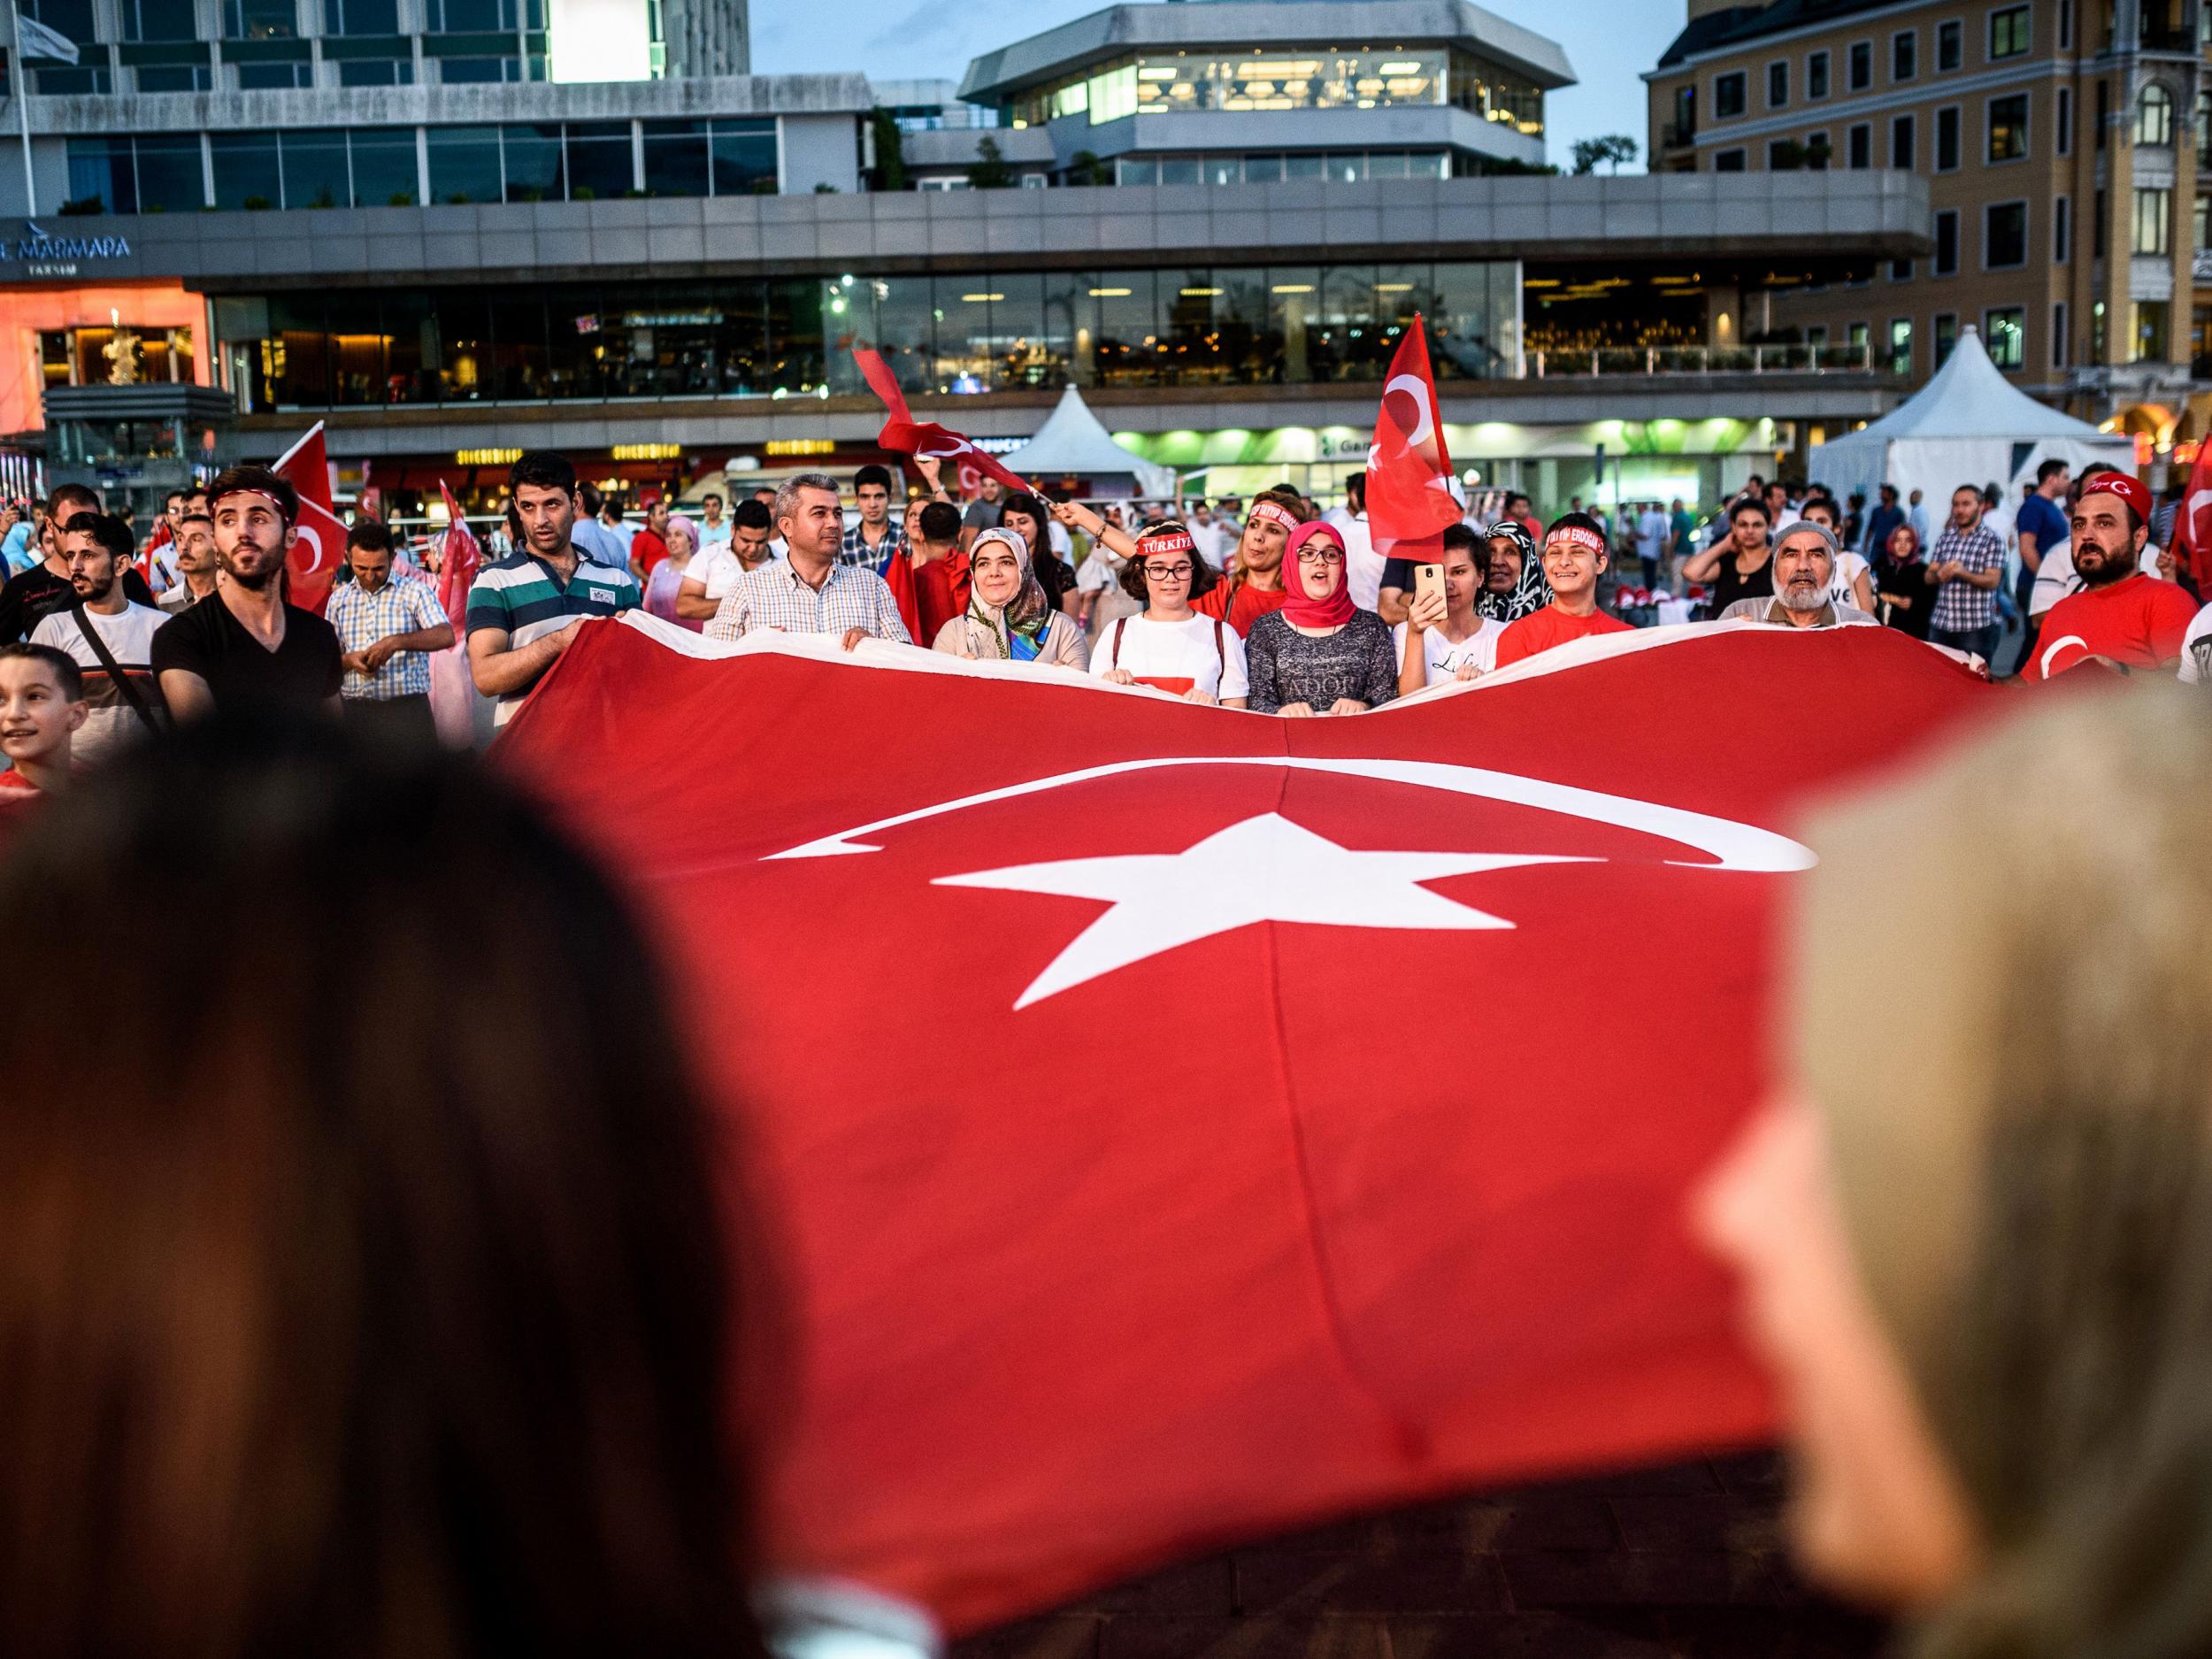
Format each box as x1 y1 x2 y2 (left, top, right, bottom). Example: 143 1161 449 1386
641 512 703 633
1240 521 1398 717
1871 520 1933 641
1695 689 2212 1659
998 491 1078 616
932 526 1088 669
1477 518 1550 624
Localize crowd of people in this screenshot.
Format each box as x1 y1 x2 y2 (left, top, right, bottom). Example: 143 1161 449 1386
2 446 2207 803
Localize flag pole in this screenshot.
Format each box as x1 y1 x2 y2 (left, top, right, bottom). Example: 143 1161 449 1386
9 0 34 218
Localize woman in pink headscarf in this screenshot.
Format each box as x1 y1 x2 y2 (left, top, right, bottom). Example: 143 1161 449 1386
1240 520 1398 715
642 514 703 633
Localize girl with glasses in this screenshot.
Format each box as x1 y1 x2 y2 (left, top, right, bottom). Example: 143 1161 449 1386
1089 522 1248 707
1240 522 1397 717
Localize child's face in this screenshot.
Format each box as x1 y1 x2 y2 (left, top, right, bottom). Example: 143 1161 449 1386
0 660 87 764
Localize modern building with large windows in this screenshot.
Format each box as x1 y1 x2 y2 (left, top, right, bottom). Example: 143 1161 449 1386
0 0 1932 518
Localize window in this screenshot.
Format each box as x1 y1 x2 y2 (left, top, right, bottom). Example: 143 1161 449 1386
1936 105 1961 170
2095 80 2107 150
2055 194 2070 261
337 58 411 84
1984 307 2024 369
222 0 293 35
1848 123 1871 168
1990 4 2031 58
1714 71 1746 119
2052 301 2069 369
426 124 503 204
2136 84 2174 147
326 0 397 29
2058 87 2072 155
1768 60 1788 107
2059 0 2072 49
1892 29 1916 80
119 0 196 40
1769 138 1797 169
2198 192 2211 251
1986 201 2028 266
2200 89 2211 153
2090 299 2106 365
1892 257 1914 281
2134 186 2172 255
1888 318 1913 374
210 132 281 208
138 63 211 89
1934 312 1959 365
1934 207 1960 274
1808 49 1829 99
236 62 310 87
423 0 540 27
1848 41 1871 90
1892 112 1915 167
2094 188 2107 255
1713 147 1747 171
2134 300 2169 363
1937 19 1962 70
1987 93 2028 162
1847 321 1870 357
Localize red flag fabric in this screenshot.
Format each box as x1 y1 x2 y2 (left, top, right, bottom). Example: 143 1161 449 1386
496 622 1996 1636
882 538 924 646
270 421 348 615
1365 315 1463 567
853 347 1034 498
435 480 481 627
2174 440 2212 596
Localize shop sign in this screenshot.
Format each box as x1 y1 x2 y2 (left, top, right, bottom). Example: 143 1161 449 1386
765 439 836 457
455 447 523 465
611 442 682 461
1 219 131 279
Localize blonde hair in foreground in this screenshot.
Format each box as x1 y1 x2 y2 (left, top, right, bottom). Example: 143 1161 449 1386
1793 685 2212 1659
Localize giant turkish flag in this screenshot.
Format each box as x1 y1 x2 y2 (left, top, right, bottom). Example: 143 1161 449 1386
497 621 1996 1635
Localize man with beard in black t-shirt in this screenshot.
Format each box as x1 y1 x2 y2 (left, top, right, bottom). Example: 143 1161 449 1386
151 465 342 720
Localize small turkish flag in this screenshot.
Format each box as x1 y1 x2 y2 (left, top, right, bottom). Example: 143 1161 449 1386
853 346 1033 498
435 479 481 626
1366 315 1463 568
2174 439 2212 596
270 420 348 615
498 620 2000 1637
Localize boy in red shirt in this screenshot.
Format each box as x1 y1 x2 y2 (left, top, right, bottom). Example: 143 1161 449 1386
2025 473 2201 680
1495 512 1635 669
0 641 86 802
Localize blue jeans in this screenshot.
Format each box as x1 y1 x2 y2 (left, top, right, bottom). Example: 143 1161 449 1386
1932 623 2001 664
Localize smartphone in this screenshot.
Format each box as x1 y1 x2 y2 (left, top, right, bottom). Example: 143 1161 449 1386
1413 564 1446 609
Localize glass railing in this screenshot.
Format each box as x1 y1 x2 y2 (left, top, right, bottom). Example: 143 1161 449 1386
1526 342 1880 376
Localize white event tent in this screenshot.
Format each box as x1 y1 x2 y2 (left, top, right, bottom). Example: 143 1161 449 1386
1809 326 2134 513
997 386 1176 500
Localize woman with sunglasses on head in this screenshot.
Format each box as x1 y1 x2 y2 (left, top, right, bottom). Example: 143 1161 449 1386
1089 521 1248 707
1241 521 1398 716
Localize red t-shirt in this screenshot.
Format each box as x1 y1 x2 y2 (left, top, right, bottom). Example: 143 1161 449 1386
630 529 670 575
0 769 37 796
1494 605 1634 668
914 549 972 645
1194 579 1286 634
2026 574 2202 681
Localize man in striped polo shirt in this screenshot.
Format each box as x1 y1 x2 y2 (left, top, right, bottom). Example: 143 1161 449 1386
466 451 639 729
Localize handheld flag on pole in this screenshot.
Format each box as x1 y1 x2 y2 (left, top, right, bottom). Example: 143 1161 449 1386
2173 439 2212 598
436 479 481 626
1365 314 1463 569
852 347 1034 499
268 420 349 615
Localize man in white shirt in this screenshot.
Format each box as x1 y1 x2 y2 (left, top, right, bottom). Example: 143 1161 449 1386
1906 488 1932 547
27 511 166 765
2181 601 2212 685
1633 501 1669 589
678 498 777 621
157 511 220 614
1333 474 1381 612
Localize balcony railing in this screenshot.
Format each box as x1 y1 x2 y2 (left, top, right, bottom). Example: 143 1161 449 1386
1526 342 1880 376
1661 122 1695 149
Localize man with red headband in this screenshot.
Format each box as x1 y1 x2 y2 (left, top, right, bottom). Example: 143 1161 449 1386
1194 488 1302 634
150 465 342 721
2024 472 2200 681
1494 512 1633 670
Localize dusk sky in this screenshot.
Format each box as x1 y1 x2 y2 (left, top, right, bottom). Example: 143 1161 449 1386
751 0 1685 174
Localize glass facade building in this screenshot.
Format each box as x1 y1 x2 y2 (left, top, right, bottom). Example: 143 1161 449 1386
216 261 1518 409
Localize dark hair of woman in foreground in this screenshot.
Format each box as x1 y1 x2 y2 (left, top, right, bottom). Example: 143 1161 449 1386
0 715 770 1659
1699 687 2212 1659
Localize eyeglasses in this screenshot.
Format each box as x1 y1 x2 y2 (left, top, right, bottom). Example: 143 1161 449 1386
1296 549 1345 566
1143 562 1194 580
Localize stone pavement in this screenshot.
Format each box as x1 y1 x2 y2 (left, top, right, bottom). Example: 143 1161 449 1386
949 1452 1887 1659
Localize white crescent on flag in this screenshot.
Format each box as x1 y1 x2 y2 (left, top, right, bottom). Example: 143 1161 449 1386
1384 372 1436 450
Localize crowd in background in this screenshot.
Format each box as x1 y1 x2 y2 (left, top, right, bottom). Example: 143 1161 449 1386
2 445 2207 803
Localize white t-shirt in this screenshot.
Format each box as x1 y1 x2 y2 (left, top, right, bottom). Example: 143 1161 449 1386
2180 602 2212 685
1091 612 1249 701
1634 511 1668 560
1338 514 1383 612
29 600 165 766
1828 549 1870 610
692 545 744 602
1392 618 1506 686
1075 547 1123 594
1047 519 1073 560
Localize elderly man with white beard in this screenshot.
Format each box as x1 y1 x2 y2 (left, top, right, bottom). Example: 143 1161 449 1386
1717 521 1880 630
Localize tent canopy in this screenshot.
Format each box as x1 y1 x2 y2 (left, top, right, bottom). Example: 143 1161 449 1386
999 386 1174 497
1809 326 2133 514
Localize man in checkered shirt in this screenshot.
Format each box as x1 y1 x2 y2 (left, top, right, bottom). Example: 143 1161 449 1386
325 518 453 743
837 464 906 572
1926 483 2008 664
708 473 910 649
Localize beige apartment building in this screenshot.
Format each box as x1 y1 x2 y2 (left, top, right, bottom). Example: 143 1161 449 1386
1647 0 2210 452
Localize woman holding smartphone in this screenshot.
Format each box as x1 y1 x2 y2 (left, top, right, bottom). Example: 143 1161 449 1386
1395 524 1506 695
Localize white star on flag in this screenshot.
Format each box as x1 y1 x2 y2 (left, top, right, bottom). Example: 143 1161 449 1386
935 812 1590 1010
